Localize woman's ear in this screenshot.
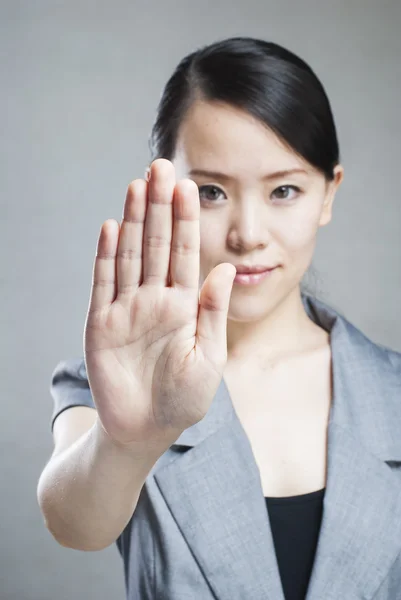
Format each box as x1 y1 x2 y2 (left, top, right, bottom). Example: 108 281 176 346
319 164 344 227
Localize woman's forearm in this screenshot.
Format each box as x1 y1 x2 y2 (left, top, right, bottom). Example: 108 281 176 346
37 417 175 551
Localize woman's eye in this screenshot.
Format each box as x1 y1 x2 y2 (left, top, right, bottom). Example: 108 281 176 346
198 185 225 202
271 185 300 201
197 184 300 203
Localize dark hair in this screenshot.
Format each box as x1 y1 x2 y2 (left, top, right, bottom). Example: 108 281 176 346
148 36 340 180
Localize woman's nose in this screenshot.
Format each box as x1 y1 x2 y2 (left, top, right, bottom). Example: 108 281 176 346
227 203 270 252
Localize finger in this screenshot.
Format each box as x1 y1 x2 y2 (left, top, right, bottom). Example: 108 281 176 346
88 219 120 312
117 179 147 295
196 263 237 357
169 178 201 291
142 159 175 286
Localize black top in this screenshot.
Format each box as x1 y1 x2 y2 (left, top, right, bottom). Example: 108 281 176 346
265 487 325 600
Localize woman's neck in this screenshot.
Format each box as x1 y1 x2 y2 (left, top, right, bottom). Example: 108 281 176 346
226 288 328 369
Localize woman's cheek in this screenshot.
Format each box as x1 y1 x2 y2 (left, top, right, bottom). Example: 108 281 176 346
278 208 319 249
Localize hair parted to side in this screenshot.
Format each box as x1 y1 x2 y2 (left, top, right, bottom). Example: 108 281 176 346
148 36 340 178
147 36 341 297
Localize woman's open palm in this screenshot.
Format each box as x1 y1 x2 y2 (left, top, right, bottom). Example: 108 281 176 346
83 159 236 447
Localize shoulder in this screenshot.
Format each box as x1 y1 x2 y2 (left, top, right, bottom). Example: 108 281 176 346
375 342 401 372
342 313 401 373
303 291 401 411
304 293 401 376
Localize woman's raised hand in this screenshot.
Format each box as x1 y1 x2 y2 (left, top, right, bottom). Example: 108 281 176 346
83 159 236 448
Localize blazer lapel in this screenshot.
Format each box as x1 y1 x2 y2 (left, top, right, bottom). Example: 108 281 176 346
154 377 286 600
305 302 401 600
305 423 401 599
153 294 401 600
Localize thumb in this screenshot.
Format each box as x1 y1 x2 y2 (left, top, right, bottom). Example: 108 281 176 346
196 263 236 360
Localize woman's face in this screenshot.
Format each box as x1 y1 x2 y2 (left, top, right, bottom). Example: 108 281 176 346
171 100 343 323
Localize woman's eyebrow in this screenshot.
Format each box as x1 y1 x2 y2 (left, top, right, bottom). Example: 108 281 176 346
188 168 309 181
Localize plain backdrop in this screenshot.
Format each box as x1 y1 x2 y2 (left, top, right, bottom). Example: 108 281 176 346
1 1 400 599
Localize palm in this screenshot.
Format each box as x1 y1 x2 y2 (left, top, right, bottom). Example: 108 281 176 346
83 159 236 446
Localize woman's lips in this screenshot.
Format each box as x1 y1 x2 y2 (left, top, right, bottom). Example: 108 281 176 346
233 267 277 285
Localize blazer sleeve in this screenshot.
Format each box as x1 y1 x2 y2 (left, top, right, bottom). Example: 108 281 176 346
49 356 96 432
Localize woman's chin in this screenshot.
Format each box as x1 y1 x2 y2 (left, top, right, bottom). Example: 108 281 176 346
227 302 274 323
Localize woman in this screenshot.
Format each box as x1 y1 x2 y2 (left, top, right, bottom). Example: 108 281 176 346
37 37 401 600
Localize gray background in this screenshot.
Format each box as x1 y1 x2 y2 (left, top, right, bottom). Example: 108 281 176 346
1 1 400 599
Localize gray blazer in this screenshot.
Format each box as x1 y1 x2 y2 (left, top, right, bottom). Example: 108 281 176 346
50 293 401 600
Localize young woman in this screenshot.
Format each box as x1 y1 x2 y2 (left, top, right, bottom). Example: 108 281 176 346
37 37 401 600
